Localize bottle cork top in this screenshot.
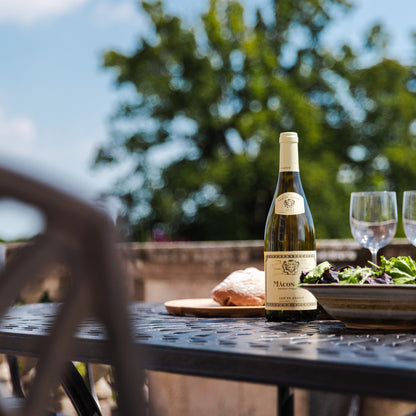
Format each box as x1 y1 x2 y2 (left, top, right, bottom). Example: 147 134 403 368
279 132 298 143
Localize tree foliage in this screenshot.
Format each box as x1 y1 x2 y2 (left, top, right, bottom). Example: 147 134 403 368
96 0 416 241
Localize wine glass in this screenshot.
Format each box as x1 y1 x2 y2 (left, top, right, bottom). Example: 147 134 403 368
350 192 397 264
403 191 416 246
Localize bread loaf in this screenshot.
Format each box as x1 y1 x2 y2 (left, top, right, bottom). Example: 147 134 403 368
211 267 265 306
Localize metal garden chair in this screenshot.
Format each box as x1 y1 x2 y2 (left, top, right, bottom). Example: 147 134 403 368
0 165 146 416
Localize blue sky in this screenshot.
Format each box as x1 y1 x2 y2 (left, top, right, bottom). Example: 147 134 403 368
0 0 414 240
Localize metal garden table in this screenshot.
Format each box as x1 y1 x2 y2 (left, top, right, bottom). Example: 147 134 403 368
1 302 416 415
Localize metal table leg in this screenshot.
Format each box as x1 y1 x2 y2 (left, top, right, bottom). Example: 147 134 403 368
7 356 102 416
7 355 25 398
278 386 294 416
60 362 102 416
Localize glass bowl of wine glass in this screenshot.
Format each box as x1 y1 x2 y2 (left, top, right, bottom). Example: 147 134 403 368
350 191 397 265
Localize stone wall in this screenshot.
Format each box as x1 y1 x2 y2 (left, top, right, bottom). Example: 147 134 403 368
119 238 416 302
7 238 415 304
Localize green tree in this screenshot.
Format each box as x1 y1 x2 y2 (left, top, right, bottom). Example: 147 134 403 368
95 0 416 241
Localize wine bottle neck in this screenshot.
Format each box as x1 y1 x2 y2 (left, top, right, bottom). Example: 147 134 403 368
279 141 299 172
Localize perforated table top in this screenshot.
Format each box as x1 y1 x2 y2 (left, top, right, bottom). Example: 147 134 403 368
0 302 416 401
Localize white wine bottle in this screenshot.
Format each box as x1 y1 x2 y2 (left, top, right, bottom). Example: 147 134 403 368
264 131 317 321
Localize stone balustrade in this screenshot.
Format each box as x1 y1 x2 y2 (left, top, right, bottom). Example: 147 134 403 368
118 238 416 302
5 237 416 305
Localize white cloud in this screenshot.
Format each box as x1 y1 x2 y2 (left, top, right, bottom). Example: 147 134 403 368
93 1 148 28
0 0 89 24
94 1 137 23
0 109 36 156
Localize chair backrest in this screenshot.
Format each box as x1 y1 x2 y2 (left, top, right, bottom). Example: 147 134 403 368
0 165 146 416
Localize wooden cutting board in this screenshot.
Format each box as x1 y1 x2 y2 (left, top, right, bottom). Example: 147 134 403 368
164 298 265 318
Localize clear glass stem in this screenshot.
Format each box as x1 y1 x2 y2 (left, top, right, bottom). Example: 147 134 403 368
370 248 378 265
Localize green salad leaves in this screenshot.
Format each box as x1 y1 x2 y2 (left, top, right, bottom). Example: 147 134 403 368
300 256 416 285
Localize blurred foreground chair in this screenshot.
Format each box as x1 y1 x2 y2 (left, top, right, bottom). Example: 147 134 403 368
0 165 146 416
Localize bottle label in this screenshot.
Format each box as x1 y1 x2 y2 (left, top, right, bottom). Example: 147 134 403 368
264 251 317 311
275 192 305 215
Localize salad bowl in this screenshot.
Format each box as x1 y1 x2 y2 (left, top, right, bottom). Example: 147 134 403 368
304 284 416 330
301 256 416 329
